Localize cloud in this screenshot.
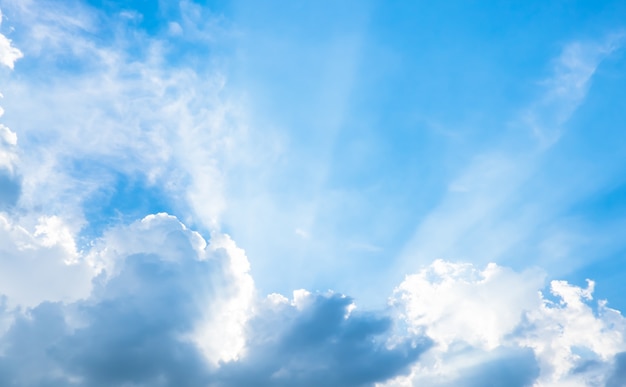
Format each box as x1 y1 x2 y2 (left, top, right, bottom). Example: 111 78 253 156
0 10 23 69
0 213 253 386
524 34 625 147
0 0 247 233
394 33 625 281
388 260 626 386
393 259 545 350
0 106 19 210
3 223 624 387
0 209 624 387
216 292 431 387
0 213 429 387
0 213 93 308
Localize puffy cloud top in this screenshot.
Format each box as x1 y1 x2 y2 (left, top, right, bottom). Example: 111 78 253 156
0 214 429 387
389 260 626 386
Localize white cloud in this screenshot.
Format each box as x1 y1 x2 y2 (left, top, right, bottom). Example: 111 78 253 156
0 0 246 232
0 123 17 173
0 10 23 69
0 213 93 308
388 260 626 386
524 34 625 147
393 259 545 351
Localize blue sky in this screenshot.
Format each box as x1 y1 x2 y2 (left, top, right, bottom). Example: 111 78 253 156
1 0 626 385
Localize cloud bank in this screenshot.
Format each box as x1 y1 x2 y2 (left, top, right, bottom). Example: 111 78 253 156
0 214 428 387
1 213 624 386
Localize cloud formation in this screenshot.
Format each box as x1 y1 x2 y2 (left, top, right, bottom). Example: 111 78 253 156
0 10 22 69
0 214 428 387
388 260 626 386
0 213 249 386
0 0 248 233
217 291 430 387
2 216 624 387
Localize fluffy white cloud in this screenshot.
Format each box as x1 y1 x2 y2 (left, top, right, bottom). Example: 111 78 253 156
393 259 545 350
388 260 626 386
0 213 92 308
0 213 254 385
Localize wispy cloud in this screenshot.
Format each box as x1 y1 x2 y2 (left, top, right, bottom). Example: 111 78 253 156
0 0 248 234
394 34 625 279
524 34 625 147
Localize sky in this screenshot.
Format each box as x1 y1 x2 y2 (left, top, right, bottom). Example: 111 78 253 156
1 0 626 386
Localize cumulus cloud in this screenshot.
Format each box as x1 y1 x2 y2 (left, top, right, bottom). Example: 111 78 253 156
0 213 430 387
3 228 625 387
216 291 431 387
0 213 252 386
0 214 92 308
388 260 626 386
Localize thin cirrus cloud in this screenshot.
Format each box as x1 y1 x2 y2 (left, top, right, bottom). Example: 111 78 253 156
1 0 626 386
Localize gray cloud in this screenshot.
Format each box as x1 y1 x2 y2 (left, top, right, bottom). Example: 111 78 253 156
0 252 213 386
216 293 431 387
607 352 626 387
